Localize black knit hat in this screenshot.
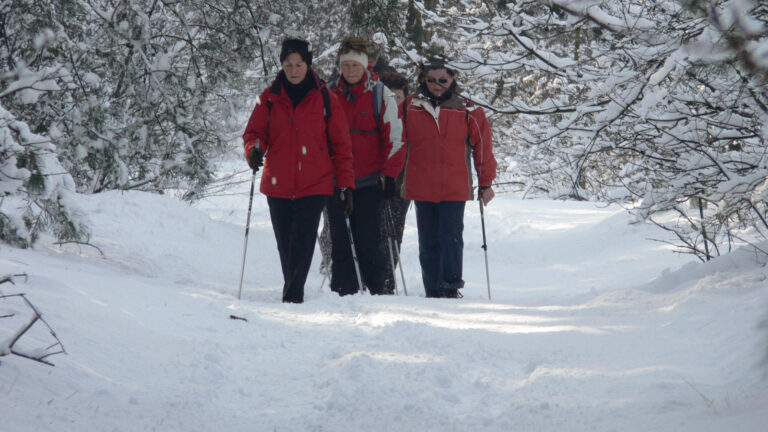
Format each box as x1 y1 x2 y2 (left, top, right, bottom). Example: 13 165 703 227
280 38 312 66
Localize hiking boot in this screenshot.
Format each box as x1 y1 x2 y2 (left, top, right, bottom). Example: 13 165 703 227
380 276 396 295
442 288 463 298
441 279 465 298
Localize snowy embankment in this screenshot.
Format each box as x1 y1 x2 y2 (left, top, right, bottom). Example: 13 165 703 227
1 167 767 432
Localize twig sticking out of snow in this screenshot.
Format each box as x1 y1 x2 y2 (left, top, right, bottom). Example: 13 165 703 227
0 275 66 366
682 378 719 415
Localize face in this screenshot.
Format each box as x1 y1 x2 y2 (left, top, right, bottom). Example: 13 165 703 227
392 89 405 105
282 53 308 85
425 69 453 97
340 60 365 85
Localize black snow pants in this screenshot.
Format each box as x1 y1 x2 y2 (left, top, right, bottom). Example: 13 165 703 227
327 185 387 296
267 195 326 303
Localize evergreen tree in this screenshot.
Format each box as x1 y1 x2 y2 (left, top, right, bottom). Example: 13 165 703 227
401 0 768 260
0 2 88 247
406 0 426 53
4 0 768 260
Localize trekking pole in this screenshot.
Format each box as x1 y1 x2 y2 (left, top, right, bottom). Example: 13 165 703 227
344 213 366 294
316 232 329 291
479 199 491 300
382 204 400 296
386 202 408 296
237 169 258 300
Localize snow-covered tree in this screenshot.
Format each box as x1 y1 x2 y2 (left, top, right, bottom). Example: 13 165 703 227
2 1 288 198
392 0 768 260
0 103 88 248
0 14 87 248
4 0 767 260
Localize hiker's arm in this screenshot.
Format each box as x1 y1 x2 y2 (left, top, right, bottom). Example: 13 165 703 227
469 107 497 188
243 92 270 158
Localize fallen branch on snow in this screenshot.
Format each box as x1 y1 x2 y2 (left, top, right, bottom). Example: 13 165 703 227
1 275 66 366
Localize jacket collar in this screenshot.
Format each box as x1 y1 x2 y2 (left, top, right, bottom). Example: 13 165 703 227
410 86 465 112
418 83 464 110
269 69 322 100
409 95 440 119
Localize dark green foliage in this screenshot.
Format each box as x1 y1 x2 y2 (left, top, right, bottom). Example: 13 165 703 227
0 213 32 249
406 0 426 53
2 0 270 198
349 0 403 36
26 173 44 194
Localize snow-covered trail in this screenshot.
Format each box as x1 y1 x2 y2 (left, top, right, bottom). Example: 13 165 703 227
1 165 767 431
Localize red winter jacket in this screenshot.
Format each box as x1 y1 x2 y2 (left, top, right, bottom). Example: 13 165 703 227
402 91 497 202
328 72 405 188
243 70 355 199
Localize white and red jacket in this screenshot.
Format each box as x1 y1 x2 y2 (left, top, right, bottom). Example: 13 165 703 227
402 91 497 202
243 70 355 199
328 72 405 188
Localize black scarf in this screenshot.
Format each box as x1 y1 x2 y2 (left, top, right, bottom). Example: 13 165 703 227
280 71 315 107
420 80 457 107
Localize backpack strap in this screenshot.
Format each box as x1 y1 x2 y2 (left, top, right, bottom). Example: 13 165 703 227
321 85 333 155
266 77 281 115
264 99 273 151
372 81 384 132
464 99 474 149
402 94 411 160
321 85 331 125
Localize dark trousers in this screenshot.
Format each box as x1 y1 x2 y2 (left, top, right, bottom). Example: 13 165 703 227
267 195 326 303
379 195 410 294
327 185 387 295
415 201 466 298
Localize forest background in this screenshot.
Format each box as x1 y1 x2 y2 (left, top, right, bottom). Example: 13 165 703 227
2 0 768 262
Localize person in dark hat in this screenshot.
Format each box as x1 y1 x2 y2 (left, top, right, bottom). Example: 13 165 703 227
280 39 312 63
241 38 355 303
401 57 497 298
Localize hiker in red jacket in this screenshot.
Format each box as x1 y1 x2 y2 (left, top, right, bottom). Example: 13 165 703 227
242 38 354 303
402 58 497 298
325 37 405 296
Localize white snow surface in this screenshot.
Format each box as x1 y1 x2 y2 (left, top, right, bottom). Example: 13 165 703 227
1 161 767 432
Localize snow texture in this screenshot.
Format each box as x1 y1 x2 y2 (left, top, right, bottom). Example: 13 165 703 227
1 157 766 431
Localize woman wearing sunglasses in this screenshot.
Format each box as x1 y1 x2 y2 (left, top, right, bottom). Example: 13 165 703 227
401 58 497 298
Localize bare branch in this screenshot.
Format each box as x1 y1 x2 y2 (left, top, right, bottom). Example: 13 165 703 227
0 293 66 366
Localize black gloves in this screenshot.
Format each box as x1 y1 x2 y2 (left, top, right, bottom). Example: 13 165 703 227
381 176 397 199
247 147 264 171
478 185 495 205
335 187 354 215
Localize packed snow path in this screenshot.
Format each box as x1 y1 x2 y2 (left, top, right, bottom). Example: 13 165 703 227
1 168 766 431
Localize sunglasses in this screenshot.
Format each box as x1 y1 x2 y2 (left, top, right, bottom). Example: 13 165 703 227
426 77 450 84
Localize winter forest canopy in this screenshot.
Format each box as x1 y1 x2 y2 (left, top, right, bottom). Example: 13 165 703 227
1 0 767 261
